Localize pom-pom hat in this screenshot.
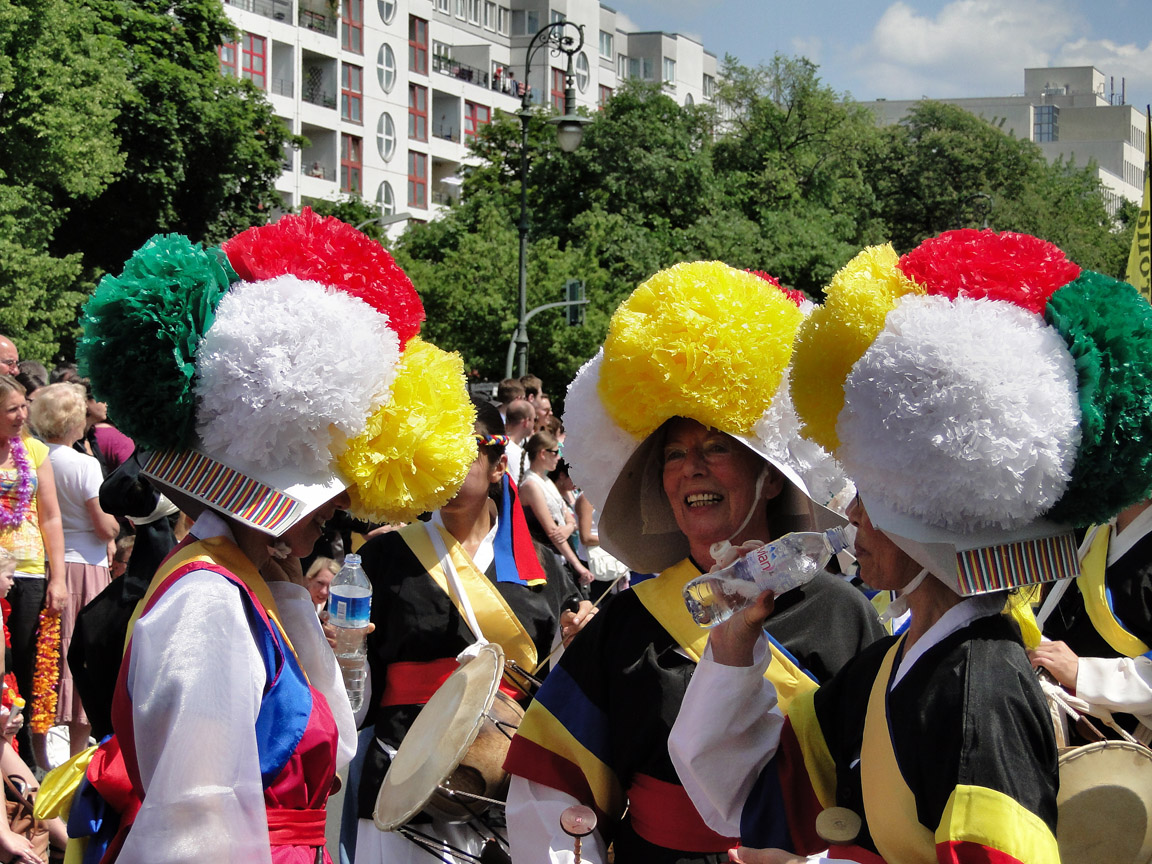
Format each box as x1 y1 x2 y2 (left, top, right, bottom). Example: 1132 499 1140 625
790 229 1152 595
563 261 849 574
78 209 477 535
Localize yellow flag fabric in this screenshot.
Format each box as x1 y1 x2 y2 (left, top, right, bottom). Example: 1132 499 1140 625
1126 108 1151 302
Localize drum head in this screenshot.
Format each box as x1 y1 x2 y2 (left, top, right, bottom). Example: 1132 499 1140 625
374 643 506 831
1058 740 1152 864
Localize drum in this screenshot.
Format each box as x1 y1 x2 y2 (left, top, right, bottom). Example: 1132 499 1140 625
374 643 524 831
1057 740 1152 864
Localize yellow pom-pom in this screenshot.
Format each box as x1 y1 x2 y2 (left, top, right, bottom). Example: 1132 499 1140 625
790 245 921 452
599 261 805 438
335 339 477 523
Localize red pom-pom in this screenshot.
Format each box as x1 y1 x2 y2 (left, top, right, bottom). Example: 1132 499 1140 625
897 229 1081 314
222 208 425 346
747 269 807 307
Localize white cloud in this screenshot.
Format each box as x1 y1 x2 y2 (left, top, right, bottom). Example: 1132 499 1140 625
792 36 823 65
851 0 1084 99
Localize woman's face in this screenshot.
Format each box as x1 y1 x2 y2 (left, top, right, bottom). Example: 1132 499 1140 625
308 566 336 607
0 390 28 440
661 418 782 559
846 495 923 590
534 443 561 471
280 488 351 558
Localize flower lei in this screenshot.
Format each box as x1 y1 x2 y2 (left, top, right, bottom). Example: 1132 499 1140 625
30 612 60 734
0 437 33 530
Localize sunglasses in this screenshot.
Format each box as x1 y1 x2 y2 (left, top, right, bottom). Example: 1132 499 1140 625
545 448 560 455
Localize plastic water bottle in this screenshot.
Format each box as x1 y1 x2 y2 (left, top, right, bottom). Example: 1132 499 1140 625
683 528 852 628
327 553 372 711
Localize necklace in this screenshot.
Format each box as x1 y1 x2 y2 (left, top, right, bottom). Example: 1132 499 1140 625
0 438 33 529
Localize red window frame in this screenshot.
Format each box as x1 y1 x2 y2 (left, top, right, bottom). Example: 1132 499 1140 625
408 83 427 141
342 0 363 53
598 84 613 108
241 34 266 90
341 134 362 194
218 42 238 77
550 67 565 110
341 64 363 123
408 15 428 74
408 151 427 209
464 101 490 139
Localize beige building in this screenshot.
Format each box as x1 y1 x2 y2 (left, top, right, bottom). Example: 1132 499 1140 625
860 66 1147 213
218 0 717 227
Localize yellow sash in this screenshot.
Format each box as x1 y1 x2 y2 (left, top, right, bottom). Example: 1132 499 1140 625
124 537 298 659
632 558 818 714
400 522 538 671
1080 524 1152 658
860 637 934 864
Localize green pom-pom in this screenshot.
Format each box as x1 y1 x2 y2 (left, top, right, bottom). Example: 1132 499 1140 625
78 235 234 451
1045 271 1152 526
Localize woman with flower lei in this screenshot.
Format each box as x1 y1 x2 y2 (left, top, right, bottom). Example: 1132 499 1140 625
0 374 66 769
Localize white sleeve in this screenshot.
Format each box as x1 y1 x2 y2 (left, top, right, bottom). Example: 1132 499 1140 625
118 571 271 864
1075 655 1152 726
668 636 785 838
507 776 609 864
268 581 359 766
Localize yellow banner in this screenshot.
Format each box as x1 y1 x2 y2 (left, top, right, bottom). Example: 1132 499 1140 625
1126 108 1151 303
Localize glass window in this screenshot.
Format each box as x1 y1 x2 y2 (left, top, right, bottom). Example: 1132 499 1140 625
468 0 480 24
376 181 395 216
464 100 490 138
663 57 675 84
435 0 449 10
483 0 495 29
241 34 266 90
342 0 363 53
550 67 565 110
377 0 395 24
1034 104 1059 143
702 74 715 99
598 30 613 60
341 134 362 194
341 63 363 123
408 83 427 141
497 6 508 34
408 16 428 74
575 52 589 92
408 151 427 208
376 112 396 160
455 0 465 18
377 43 396 92
684 92 693 106
598 84 612 107
641 56 654 80
549 10 564 23
617 53 627 78
512 9 538 34
219 43 238 77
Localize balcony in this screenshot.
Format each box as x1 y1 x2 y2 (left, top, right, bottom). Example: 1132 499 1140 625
303 88 336 108
433 124 461 143
432 54 489 90
299 8 337 36
303 163 336 181
225 0 290 21
271 77 293 97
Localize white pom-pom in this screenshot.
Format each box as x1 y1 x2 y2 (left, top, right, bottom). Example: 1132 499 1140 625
838 294 1081 531
562 350 642 511
754 370 850 507
195 275 401 472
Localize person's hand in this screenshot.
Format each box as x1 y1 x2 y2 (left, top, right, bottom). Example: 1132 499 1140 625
559 600 597 646
44 579 67 617
729 847 805 864
0 705 23 740
319 612 374 652
0 818 45 864
707 590 775 668
711 539 765 571
1029 640 1079 690
575 564 594 586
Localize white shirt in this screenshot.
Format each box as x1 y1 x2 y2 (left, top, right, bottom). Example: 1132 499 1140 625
47 443 108 565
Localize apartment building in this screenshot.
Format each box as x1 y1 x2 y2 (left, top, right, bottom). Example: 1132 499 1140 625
859 66 1147 213
218 0 718 225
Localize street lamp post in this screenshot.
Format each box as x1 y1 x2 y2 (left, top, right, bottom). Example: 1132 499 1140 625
509 21 590 379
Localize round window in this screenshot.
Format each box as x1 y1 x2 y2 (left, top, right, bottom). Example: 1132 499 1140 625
575 52 589 93
377 43 396 93
376 112 396 161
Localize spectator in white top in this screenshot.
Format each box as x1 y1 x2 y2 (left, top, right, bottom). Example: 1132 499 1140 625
30 383 119 759
503 398 535 485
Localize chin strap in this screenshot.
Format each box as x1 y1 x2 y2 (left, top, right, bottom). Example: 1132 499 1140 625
878 568 931 624
708 463 771 566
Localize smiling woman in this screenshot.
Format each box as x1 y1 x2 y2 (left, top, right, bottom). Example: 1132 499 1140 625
504 261 884 864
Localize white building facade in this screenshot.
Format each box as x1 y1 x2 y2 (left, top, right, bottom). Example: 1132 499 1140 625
217 0 718 223
860 66 1147 213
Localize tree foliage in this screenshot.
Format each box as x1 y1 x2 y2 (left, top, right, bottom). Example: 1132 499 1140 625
0 0 292 362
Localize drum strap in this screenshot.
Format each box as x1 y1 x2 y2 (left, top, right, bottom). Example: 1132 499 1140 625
402 523 539 671
1079 524 1152 658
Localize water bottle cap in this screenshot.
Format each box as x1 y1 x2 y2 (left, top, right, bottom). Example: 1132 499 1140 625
344 553 362 566
825 525 853 556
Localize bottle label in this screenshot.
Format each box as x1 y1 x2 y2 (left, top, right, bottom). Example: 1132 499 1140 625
755 546 776 573
331 592 371 624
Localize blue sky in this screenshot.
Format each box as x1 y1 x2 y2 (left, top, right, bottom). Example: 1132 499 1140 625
609 0 1152 112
